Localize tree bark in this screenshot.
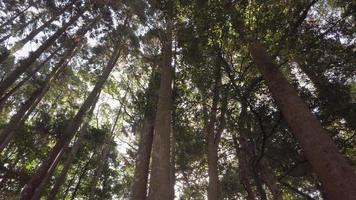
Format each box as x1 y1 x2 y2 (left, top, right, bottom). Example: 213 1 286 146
248 41 356 199
19 40 122 200
148 19 173 200
0 6 85 97
206 68 221 200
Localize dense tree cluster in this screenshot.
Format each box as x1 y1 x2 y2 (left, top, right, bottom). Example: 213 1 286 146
0 0 355 199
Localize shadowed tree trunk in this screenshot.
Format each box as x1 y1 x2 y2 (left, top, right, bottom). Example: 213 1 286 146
131 71 158 200
259 159 283 200
0 6 86 97
47 121 92 200
19 39 122 200
33 96 99 200
206 67 221 200
148 19 173 200
248 40 356 199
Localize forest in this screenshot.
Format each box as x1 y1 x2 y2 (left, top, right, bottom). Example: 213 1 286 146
0 0 355 199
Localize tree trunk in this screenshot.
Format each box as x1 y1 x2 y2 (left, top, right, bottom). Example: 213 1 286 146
19 41 122 200
148 19 173 200
0 46 76 151
207 87 219 200
130 119 154 200
248 41 356 199
34 96 98 200
0 6 85 97
297 60 356 130
131 70 158 200
47 123 90 200
232 135 255 200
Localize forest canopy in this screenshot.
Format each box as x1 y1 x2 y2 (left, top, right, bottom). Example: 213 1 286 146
0 0 355 199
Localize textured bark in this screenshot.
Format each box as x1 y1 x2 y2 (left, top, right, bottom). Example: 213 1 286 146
0 46 75 152
0 6 85 97
148 20 173 200
248 41 356 199
20 42 121 200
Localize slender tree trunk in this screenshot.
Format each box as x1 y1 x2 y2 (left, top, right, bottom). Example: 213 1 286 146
248 41 356 199
206 66 224 200
0 46 76 151
47 123 91 200
0 6 85 97
130 119 154 200
131 71 158 200
19 41 122 200
297 60 356 129
148 19 173 200
34 96 99 200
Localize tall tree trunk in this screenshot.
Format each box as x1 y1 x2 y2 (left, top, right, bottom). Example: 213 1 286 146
47 123 91 200
0 46 76 151
131 71 158 200
130 118 154 200
34 96 99 200
4 1 76 61
206 68 221 200
148 19 173 200
0 6 85 97
248 41 356 199
19 41 122 200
